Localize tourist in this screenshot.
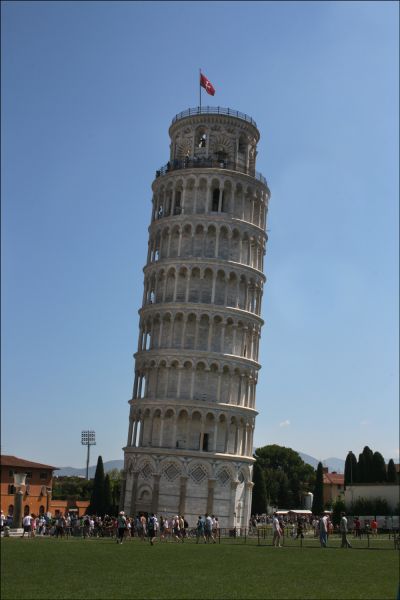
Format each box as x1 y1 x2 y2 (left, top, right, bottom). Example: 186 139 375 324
116 511 127 544
21 513 32 538
0 510 5 532
159 515 166 541
319 514 328 547
371 518 378 537
272 512 282 547
354 517 361 538
148 513 157 545
139 513 147 541
296 519 304 540
205 513 216 543
213 516 220 541
196 515 206 544
179 515 186 541
340 512 352 548
172 515 181 542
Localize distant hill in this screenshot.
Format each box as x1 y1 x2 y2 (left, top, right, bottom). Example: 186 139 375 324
298 453 345 473
58 453 346 478
57 460 124 478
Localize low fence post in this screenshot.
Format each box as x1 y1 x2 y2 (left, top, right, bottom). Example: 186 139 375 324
244 527 247 544
218 527 221 544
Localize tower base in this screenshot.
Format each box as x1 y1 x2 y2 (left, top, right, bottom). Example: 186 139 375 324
122 448 254 529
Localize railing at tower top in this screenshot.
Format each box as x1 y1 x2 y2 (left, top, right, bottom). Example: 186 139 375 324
155 157 268 187
171 106 258 128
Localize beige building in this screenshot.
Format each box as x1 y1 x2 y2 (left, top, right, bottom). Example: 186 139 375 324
322 468 345 507
121 106 270 528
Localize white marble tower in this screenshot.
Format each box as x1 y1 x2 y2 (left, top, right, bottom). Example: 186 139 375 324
122 106 270 528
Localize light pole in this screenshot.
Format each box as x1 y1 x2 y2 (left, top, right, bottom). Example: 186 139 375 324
81 430 96 480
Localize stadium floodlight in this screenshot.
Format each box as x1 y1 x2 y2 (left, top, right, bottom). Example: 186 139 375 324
81 430 96 480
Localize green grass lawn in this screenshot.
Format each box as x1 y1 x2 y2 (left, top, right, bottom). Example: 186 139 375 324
1 536 398 599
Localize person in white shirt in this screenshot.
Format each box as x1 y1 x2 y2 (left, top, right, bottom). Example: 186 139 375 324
272 513 282 547
205 514 216 544
319 514 328 547
340 512 352 548
21 514 32 538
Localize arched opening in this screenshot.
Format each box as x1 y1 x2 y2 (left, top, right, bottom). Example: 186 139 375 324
197 315 209 351
184 314 196 349
172 313 184 348
163 409 175 447
219 227 229 259
190 412 202 450
167 363 179 398
176 410 189 449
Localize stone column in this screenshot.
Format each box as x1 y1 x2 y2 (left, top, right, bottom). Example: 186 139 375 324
12 489 23 528
132 419 139 447
151 474 161 514
243 481 254 528
206 478 216 515
179 476 188 516
229 481 239 528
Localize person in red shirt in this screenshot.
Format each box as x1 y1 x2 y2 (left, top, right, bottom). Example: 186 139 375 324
371 519 378 536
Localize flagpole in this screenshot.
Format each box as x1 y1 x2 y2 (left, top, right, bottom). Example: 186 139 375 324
199 68 201 110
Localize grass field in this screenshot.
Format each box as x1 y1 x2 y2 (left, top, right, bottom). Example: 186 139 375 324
1 536 398 599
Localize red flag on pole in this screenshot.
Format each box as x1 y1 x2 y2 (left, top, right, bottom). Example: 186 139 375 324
200 73 215 96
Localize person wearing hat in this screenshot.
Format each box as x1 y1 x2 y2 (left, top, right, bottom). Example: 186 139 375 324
116 511 127 544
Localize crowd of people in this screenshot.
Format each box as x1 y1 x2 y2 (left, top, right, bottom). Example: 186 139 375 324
1 509 221 544
1 507 382 547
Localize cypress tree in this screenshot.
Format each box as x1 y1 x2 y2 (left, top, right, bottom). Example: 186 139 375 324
372 452 387 483
361 446 374 482
387 459 398 483
251 461 267 514
357 452 366 483
312 462 324 515
88 456 106 515
344 451 358 486
104 474 113 515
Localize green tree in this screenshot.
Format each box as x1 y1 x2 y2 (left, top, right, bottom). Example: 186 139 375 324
357 453 367 483
359 446 374 483
104 474 113 515
344 451 358 486
108 468 122 514
251 461 267 514
387 459 398 484
88 456 106 515
52 476 93 500
312 462 324 515
372 452 387 483
331 498 346 527
254 445 315 510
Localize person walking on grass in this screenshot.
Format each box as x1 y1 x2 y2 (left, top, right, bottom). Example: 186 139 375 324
148 513 157 546
319 514 328 547
116 511 127 544
340 512 352 548
21 513 32 538
205 514 216 543
196 516 206 544
272 512 282 547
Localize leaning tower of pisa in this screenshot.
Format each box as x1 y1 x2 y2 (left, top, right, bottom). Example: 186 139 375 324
121 106 270 528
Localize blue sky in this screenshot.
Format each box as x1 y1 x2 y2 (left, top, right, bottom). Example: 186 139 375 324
1 1 398 469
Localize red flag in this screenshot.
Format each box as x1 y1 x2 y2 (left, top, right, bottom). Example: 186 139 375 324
200 73 215 96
